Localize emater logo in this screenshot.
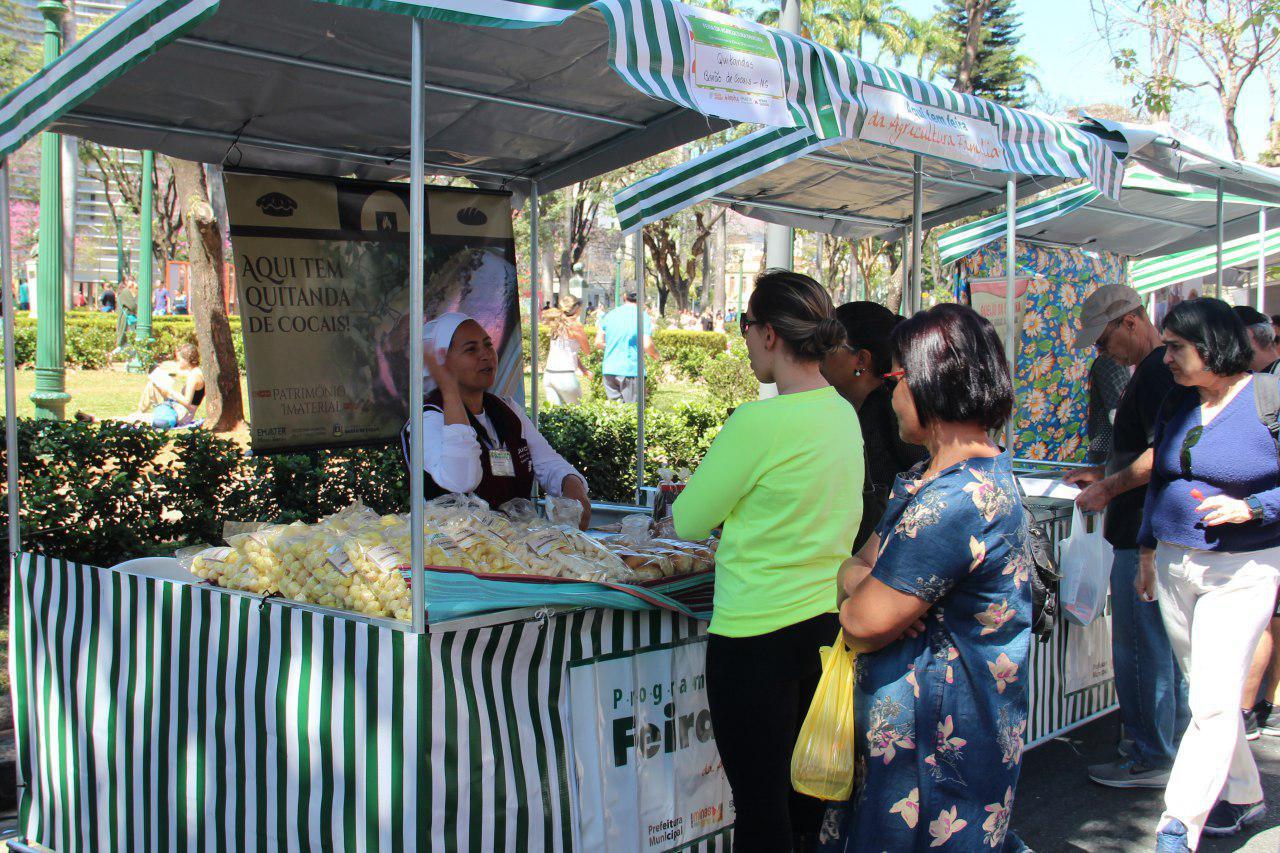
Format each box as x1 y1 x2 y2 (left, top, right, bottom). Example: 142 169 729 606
256 192 298 217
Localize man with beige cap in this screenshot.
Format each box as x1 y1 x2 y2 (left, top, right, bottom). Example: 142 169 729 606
1065 284 1190 789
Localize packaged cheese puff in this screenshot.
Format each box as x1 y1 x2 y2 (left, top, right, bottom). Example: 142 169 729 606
177 545 240 585
225 524 289 593
446 526 532 575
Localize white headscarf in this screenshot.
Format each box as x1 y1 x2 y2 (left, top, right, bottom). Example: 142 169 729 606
422 311 473 394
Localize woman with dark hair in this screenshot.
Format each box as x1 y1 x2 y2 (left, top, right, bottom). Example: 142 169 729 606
673 269 864 851
1139 298 1280 850
825 303 1030 852
822 301 928 551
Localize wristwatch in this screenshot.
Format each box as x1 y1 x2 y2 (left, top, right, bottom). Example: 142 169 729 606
1245 495 1264 522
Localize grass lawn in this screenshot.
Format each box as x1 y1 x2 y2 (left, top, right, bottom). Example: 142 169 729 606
0 367 706 422
0 368 251 420
0 368 150 419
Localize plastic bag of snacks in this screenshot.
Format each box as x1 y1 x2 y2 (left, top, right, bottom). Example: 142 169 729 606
177 545 241 585
545 495 587 529
224 524 289 594
791 631 857 800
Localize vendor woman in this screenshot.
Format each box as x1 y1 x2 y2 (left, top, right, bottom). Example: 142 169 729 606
410 312 592 528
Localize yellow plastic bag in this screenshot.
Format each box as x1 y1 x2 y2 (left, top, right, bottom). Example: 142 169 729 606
791 631 857 800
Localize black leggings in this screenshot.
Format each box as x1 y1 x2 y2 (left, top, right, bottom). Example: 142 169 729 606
706 613 839 853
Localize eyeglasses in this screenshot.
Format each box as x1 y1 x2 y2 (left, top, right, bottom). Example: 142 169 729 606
1180 425 1203 479
1096 317 1123 351
739 315 761 335
883 369 906 381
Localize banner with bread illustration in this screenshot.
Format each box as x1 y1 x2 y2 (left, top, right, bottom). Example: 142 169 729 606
224 171 520 453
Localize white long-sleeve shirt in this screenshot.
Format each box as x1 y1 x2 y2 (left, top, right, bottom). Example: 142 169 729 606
422 396 586 498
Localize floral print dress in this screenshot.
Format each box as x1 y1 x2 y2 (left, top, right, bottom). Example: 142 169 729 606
821 452 1031 852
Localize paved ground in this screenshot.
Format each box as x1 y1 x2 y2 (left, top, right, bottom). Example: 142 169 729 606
0 709 1274 849
1014 712 1280 852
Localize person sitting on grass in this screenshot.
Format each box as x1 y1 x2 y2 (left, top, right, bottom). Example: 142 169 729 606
130 343 205 426
78 343 206 428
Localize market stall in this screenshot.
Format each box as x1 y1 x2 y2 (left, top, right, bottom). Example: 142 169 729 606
0 0 778 849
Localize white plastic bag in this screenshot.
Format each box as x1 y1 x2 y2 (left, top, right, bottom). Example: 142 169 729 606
1058 507 1113 626
1065 611 1115 693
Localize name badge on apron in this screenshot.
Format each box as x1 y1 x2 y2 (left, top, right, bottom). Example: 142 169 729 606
489 449 516 478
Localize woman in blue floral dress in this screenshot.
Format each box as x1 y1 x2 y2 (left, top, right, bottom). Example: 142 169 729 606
823 304 1032 852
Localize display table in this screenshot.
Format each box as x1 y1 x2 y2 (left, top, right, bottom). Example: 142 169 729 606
9 554 732 852
10 502 1113 850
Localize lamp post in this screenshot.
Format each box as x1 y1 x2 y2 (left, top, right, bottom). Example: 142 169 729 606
136 150 155 342
31 0 70 420
614 245 624 308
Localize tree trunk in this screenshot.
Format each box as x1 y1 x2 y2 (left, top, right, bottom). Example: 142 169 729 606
1223 90 1244 159
169 158 244 432
954 0 992 94
712 214 727 316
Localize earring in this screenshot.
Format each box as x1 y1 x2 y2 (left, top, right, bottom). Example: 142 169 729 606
853 369 863 377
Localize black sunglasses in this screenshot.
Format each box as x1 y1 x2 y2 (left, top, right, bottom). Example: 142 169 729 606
1180 425 1203 479
740 314 761 335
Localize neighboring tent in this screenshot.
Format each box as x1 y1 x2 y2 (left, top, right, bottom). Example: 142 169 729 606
937 165 1277 264
1132 228 1280 295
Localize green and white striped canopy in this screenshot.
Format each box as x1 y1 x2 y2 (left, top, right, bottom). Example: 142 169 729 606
936 165 1277 264
2 0 766 188
936 184 1101 264
1 0 1120 197
1131 227 1280 294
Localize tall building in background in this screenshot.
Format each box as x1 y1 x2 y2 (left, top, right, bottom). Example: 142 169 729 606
6 0 142 293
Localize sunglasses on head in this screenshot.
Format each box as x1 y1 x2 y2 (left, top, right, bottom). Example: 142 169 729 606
1180 425 1203 479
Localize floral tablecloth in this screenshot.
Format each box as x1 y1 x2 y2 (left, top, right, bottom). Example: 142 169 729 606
959 242 1128 463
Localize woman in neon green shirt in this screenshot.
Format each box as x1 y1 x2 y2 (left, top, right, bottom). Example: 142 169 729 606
673 269 864 851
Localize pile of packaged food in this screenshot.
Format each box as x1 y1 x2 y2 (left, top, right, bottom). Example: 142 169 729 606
177 496 716 622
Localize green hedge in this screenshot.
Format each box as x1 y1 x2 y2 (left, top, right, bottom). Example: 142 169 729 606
7 312 245 371
0 399 730 563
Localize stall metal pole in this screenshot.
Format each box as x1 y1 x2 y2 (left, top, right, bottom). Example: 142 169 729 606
1215 179 1224 298
1004 177 1017 454
408 19 426 634
634 229 646 506
529 181 541 428
899 229 909 313
2 160 20 559
1258 207 1268 312
910 155 924 312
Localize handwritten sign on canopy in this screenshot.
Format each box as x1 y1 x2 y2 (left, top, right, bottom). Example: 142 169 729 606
685 9 791 128
856 83 1007 172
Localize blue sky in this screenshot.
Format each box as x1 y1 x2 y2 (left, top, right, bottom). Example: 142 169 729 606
741 1 1272 159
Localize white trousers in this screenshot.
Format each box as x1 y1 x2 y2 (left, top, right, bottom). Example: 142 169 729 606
543 371 582 406
1154 541 1280 849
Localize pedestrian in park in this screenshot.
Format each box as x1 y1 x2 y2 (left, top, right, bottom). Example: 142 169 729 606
542 296 590 406
154 281 172 316
829 303 1030 852
17 277 28 311
595 291 656 403
1233 305 1280 374
1065 284 1189 789
672 270 861 852
820 301 926 552
1140 299 1280 849
1085 353 1131 465
99 281 116 312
